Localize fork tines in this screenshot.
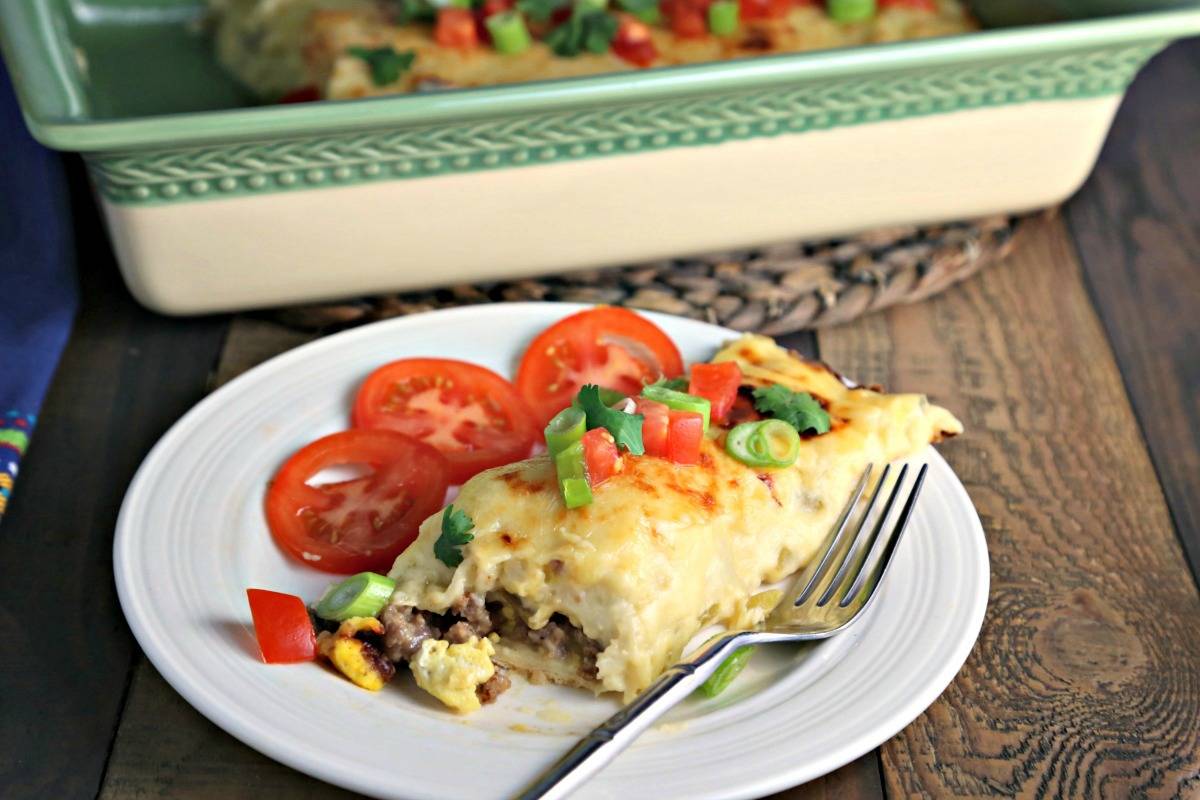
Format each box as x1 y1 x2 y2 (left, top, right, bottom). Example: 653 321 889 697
794 462 929 610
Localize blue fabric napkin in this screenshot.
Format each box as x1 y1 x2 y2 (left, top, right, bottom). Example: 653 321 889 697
0 65 79 517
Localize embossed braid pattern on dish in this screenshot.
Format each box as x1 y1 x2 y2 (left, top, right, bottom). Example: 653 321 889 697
88 43 1162 204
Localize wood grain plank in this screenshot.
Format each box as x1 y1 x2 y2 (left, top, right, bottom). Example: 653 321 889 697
100 661 359 800
766 753 884 800
818 215 1200 797
0 162 229 799
1064 39 1200 579
100 317 347 800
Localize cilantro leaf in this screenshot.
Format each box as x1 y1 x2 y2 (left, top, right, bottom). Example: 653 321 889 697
397 0 437 22
545 10 617 57
576 384 645 454
752 384 831 435
433 504 475 567
648 376 689 392
346 46 416 87
516 0 570 21
616 0 659 12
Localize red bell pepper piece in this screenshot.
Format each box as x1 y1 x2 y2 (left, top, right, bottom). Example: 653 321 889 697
246 588 317 664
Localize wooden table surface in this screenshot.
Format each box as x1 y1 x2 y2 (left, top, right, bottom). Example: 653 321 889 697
3 38 1197 800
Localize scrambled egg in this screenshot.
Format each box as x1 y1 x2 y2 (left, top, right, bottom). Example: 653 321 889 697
410 636 496 712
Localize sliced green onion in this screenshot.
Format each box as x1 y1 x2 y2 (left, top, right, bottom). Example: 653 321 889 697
560 477 593 509
751 419 800 467
545 406 586 456
725 419 800 468
697 646 755 697
708 0 738 35
827 0 875 23
487 11 533 54
555 440 593 508
725 421 758 461
572 387 626 410
640 385 711 432
647 376 688 392
314 572 397 621
631 5 661 23
576 0 609 11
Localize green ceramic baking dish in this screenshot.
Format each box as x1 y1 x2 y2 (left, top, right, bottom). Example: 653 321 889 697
2 0 1198 313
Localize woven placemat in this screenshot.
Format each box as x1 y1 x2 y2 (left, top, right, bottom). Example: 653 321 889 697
272 211 1035 335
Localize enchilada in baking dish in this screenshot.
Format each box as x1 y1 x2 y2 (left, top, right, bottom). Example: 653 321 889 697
211 0 976 99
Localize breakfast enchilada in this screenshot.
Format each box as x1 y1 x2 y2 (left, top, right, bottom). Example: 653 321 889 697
211 0 976 100
376 332 960 707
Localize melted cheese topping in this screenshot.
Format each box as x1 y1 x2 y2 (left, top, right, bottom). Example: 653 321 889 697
388 334 961 701
210 1 975 99
410 636 496 712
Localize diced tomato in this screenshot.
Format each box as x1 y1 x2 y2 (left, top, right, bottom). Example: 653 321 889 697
688 362 743 425
265 429 449 573
582 428 621 486
878 0 936 9
667 410 704 465
246 589 317 663
663 0 709 37
612 15 658 67
278 85 320 104
482 0 514 15
515 307 684 429
634 397 670 458
670 7 708 37
436 8 480 48
739 0 791 20
352 358 537 485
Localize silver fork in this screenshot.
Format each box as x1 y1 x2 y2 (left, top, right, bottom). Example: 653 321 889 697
515 461 929 800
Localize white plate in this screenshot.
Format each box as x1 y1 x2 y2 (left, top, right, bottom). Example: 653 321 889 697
115 303 988 800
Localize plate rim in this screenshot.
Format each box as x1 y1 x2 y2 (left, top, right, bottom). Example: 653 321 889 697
114 301 989 800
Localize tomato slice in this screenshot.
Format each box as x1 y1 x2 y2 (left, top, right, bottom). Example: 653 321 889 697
689 362 743 425
352 358 536 485
634 396 670 457
435 8 479 48
516 307 684 428
582 428 621 486
265 429 449 574
246 589 317 663
667 409 704 465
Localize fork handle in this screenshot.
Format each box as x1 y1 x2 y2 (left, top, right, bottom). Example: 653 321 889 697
513 632 750 800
